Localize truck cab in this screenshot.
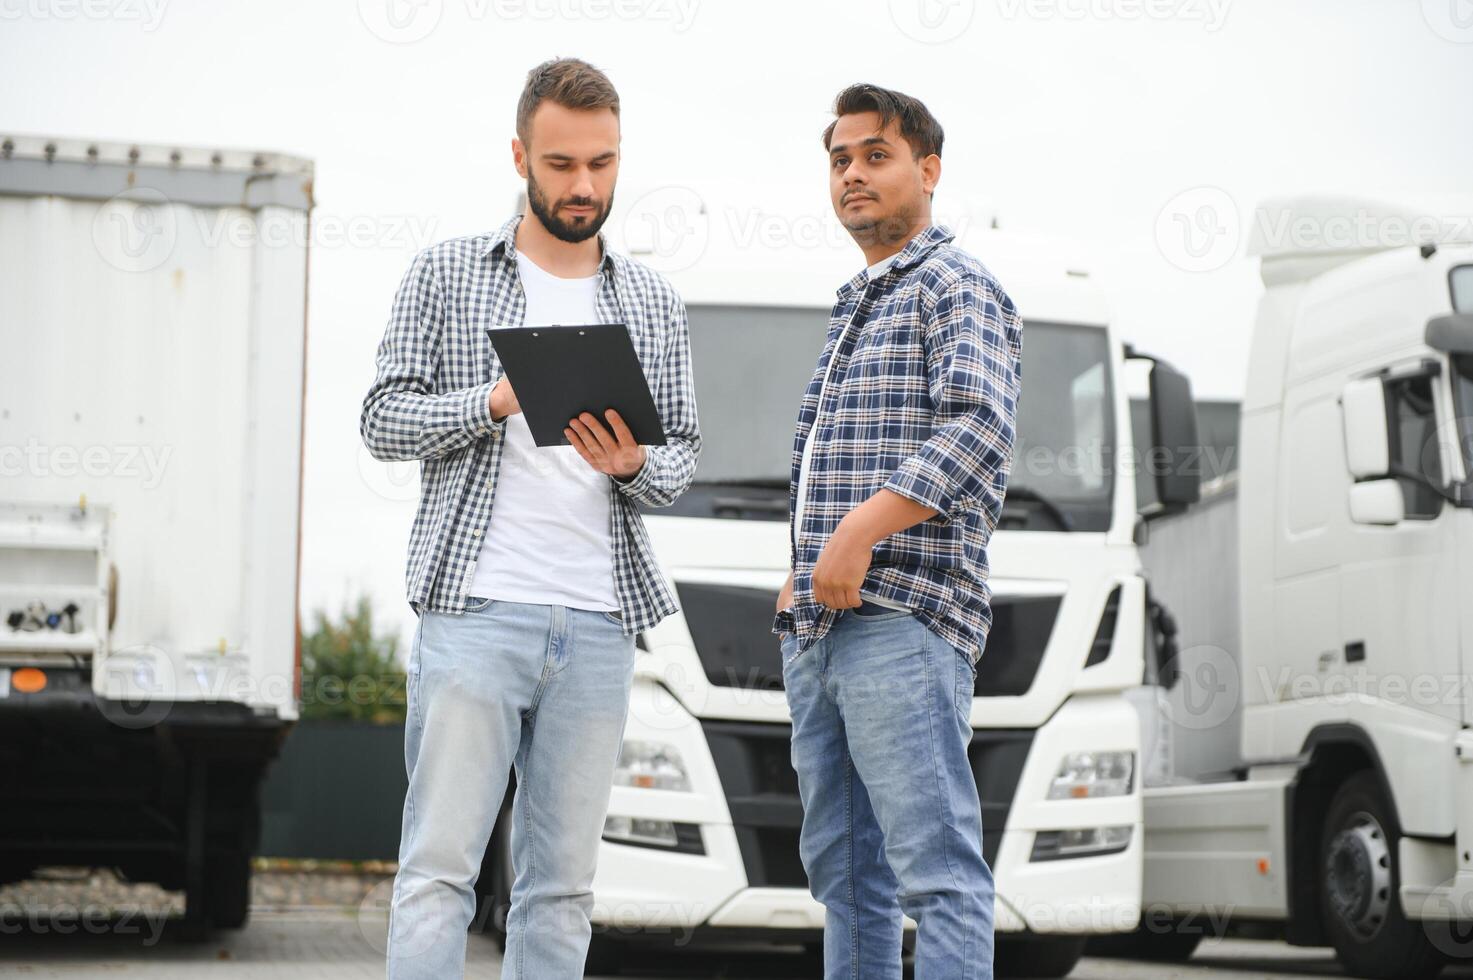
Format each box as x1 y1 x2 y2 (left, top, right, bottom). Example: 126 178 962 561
477 213 1201 975
1137 196 1473 979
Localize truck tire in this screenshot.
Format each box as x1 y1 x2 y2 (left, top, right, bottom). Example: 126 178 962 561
584 934 625 975
204 846 252 929
994 935 1086 977
1320 770 1445 979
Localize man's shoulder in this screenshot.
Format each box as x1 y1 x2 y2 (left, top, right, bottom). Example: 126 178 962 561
410 233 496 276
910 242 1005 293
907 242 1018 319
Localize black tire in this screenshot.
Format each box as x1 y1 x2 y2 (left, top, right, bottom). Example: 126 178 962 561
1320 770 1445 979
584 933 626 975
995 935 1086 978
204 846 251 929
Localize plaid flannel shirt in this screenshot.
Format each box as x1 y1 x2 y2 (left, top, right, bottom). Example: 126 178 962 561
360 215 701 635
772 225 1023 665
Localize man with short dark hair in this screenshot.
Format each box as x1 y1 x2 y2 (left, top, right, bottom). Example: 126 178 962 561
773 83 1023 979
362 57 700 980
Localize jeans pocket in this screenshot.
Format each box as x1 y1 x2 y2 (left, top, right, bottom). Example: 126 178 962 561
779 631 799 670
954 653 977 723
463 595 494 613
602 608 625 625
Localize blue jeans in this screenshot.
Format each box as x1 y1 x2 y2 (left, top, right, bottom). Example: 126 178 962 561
387 597 636 980
781 602 993 980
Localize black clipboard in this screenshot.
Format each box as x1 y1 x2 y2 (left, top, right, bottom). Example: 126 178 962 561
486 323 667 448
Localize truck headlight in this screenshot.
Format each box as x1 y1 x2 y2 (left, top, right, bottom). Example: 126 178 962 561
1047 750 1134 799
1030 825 1133 861
612 739 691 792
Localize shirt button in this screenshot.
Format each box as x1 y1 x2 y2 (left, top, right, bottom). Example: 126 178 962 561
471 529 482 537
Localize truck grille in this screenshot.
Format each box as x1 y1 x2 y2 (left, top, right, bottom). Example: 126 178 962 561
676 581 1062 699
701 718 1035 888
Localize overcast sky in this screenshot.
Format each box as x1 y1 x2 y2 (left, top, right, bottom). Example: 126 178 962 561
5 0 1472 655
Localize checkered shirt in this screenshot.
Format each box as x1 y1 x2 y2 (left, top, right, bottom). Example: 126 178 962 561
360 215 701 634
771 225 1024 665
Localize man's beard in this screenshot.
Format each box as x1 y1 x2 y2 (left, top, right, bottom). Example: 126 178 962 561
838 191 921 249
526 170 614 244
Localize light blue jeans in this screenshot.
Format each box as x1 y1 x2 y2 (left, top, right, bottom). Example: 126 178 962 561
782 602 994 980
387 597 636 980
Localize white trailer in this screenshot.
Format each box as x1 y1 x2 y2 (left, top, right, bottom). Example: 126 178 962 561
1130 196 1473 978
462 202 1203 976
0 134 312 931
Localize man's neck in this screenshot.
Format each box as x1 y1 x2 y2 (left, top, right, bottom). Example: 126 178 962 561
855 214 931 268
515 211 603 278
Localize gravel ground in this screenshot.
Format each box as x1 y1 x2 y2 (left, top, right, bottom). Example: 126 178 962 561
0 862 395 917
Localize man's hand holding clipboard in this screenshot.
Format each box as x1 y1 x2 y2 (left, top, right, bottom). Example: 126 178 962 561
490 373 645 479
486 321 667 484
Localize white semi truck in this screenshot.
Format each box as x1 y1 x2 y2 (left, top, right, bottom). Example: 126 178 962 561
469 208 1203 976
0 135 311 931
1128 196 1473 979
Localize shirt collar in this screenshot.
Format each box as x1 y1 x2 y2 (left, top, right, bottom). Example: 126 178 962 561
836 223 955 298
477 213 618 277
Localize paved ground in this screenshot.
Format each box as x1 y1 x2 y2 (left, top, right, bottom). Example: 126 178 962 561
4 869 1473 978
5 911 1473 979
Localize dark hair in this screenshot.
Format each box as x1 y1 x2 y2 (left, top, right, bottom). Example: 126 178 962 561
516 58 620 146
821 83 944 160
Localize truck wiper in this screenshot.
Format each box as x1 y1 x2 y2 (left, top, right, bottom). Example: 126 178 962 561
1001 485 1075 531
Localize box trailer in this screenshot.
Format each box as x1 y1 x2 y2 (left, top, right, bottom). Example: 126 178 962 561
0 134 312 931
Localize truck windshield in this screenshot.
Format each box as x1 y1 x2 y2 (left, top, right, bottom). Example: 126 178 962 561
684 305 1115 532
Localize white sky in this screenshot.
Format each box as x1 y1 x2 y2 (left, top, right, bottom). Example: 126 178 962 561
5 0 1472 654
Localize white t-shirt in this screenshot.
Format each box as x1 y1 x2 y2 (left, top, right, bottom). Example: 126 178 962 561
792 252 907 611
466 251 619 611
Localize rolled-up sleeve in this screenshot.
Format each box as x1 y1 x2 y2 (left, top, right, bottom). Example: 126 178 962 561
614 295 702 507
882 272 1022 526
360 248 505 462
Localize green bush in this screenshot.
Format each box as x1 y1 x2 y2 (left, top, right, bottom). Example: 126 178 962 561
298 594 406 723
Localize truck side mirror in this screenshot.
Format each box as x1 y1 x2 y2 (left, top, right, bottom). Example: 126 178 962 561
1148 361 1202 511
1348 480 1405 525
1341 377 1404 526
1341 377 1391 478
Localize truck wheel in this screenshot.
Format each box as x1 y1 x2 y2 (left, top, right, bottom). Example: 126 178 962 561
204 847 252 929
584 934 625 975
994 935 1086 977
1320 771 1445 979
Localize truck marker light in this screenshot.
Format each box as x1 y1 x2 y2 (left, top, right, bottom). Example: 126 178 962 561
12 668 47 694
